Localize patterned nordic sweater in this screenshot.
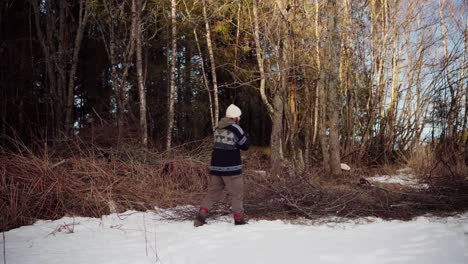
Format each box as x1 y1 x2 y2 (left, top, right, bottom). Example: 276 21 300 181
209 117 250 176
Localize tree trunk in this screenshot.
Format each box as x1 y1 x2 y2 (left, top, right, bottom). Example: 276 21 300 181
135 0 148 147
314 0 323 154
326 0 341 176
359 0 378 160
166 0 177 150
270 93 284 176
253 0 283 175
31 0 57 138
318 71 330 172
202 0 219 127
454 17 466 160
452 17 466 143
439 0 453 139
387 27 400 143
57 0 66 136
304 68 312 166
462 18 468 138
341 0 353 157
234 1 241 73
194 28 215 132
252 0 274 116
65 0 90 136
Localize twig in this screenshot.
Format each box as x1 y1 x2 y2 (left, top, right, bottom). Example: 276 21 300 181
50 159 66 169
92 107 108 126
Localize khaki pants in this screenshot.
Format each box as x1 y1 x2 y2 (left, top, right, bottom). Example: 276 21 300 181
201 175 244 214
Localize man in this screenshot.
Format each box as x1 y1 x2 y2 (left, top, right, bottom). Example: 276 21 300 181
194 104 250 227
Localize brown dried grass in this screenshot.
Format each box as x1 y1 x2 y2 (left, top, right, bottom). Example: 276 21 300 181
0 141 211 231
405 145 437 176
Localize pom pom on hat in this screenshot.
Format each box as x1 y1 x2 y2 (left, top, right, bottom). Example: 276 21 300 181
226 104 242 118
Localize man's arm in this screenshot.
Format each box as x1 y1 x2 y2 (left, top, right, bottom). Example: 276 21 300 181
237 133 250 151
231 124 250 151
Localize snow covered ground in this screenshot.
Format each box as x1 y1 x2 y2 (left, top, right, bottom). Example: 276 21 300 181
366 167 430 189
2 209 468 264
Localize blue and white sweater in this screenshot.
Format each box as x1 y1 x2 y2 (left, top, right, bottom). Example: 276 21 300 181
209 117 250 176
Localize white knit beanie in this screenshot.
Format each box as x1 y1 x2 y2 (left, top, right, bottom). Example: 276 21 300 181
226 104 242 118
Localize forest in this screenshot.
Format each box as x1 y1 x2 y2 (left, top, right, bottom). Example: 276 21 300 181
1 0 467 231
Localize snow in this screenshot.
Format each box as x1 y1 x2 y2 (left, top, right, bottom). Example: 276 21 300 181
366 168 430 189
2 209 468 264
367 174 420 185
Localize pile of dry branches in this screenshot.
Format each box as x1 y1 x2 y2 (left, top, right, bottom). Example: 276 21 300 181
243 171 468 221
161 153 468 223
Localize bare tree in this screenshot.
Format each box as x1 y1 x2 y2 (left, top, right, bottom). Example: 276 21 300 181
95 0 137 144
31 0 91 137
252 0 284 176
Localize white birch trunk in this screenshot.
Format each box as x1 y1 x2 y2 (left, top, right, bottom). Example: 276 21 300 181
202 0 219 127
166 0 177 150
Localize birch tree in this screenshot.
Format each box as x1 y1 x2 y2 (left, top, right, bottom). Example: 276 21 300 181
201 0 219 128
166 0 177 150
